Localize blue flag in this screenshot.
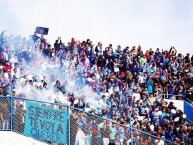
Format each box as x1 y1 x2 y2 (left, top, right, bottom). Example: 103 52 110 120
24 101 68 144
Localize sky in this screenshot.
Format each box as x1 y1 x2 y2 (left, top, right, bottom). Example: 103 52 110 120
0 0 193 55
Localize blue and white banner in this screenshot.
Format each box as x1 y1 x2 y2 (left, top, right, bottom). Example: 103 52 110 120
24 102 68 144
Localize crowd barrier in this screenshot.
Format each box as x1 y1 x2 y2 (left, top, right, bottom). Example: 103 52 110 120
0 96 184 145
162 93 184 100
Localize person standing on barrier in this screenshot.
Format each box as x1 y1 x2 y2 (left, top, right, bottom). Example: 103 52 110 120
84 119 93 145
70 111 78 145
75 123 86 145
91 119 102 145
117 125 125 145
100 121 111 145
14 104 25 133
114 134 121 145
109 123 117 143
0 102 10 130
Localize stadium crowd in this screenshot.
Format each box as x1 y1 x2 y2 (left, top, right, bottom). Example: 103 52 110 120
0 30 193 145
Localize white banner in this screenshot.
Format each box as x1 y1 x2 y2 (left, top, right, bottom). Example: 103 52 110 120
164 99 184 112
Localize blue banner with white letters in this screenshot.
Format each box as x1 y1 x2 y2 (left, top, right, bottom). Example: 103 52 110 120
24 101 68 144
184 101 193 123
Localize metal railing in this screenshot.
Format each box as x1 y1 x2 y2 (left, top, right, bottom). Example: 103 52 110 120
0 96 185 145
162 93 184 100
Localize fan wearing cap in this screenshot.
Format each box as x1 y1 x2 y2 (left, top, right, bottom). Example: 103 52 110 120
12 89 18 96
168 102 176 110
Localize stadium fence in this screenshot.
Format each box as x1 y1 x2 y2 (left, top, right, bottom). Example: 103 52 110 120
0 96 188 145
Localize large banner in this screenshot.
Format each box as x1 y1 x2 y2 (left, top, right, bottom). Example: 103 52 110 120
24 102 68 144
184 101 193 122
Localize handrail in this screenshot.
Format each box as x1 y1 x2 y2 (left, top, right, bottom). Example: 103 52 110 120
12 96 69 107
186 118 193 124
184 98 193 104
162 93 185 100
163 94 185 97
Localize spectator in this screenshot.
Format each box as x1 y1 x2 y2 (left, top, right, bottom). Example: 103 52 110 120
0 30 192 144
0 102 10 130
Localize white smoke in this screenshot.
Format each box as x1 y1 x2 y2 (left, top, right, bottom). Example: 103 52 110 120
3 33 102 110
